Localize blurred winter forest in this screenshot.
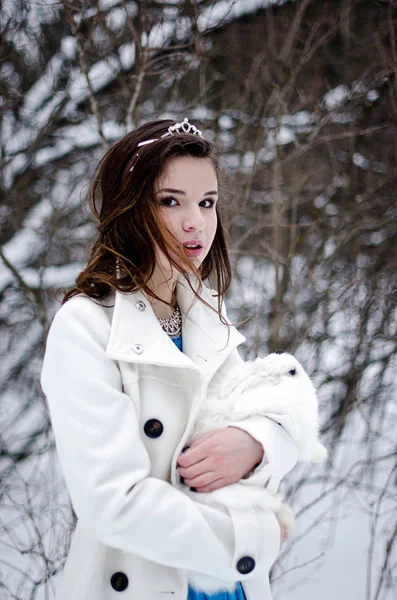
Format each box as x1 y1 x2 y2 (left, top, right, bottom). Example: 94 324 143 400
1 0 397 598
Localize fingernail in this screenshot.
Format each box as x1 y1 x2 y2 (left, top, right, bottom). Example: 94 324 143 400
190 487 197 492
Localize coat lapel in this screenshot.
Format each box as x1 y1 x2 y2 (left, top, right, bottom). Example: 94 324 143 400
105 277 245 383
176 277 245 381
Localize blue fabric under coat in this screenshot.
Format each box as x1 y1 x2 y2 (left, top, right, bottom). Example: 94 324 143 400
170 335 245 600
171 334 183 352
187 583 247 600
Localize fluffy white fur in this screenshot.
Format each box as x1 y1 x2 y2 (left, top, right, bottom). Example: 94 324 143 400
183 352 327 593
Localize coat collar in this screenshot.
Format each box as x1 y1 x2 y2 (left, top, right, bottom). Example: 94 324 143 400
105 277 245 383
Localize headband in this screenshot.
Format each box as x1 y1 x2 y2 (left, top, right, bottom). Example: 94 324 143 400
129 118 203 172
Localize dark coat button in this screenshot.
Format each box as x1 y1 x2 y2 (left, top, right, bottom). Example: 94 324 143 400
144 419 164 438
110 572 129 592
236 556 256 574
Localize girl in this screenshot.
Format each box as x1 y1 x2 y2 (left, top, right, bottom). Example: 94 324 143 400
41 118 299 600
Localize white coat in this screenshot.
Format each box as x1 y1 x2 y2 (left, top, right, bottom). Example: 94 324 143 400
41 277 299 600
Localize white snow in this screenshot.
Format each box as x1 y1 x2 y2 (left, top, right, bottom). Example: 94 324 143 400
267 126 296 147
353 152 369 169
0 320 43 381
61 36 77 60
325 203 339 216
367 89 380 102
0 228 40 269
105 6 126 30
2 153 29 190
190 106 216 121
281 111 315 127
323 85 349 110
99 0 122 9
34 118 124 167
218 114 234 130
218 130 236 150
0 262 83 293
242 151 256 168
314 194 328 209
368 230 388 246
197 0 290 32
221 153 241 169
276 126 295 145
257 147 276 163
63 57 120 117
21 54 65 114
22 263 84 289
119 43 136 70
0 61 20 87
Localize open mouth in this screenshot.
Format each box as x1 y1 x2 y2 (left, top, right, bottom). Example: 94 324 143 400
183 243 203 257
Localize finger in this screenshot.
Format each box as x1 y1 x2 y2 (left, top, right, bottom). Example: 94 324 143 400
177 450 204 469
178 429 230 467
196 477 226 493
188 430 220 448
178 442 214 468
178 458 209 479
184 471 216 488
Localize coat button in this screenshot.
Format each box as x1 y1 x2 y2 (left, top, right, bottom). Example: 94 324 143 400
110 572 129 592
236 556 256 574
132 343 143 354
135 300 146 311
144 419 164 438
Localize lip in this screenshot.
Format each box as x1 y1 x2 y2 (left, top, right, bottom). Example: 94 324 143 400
182 240 203 259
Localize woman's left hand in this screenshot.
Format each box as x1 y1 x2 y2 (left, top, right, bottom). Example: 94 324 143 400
177 427 264 493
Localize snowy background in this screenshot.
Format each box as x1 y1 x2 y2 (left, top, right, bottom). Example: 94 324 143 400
1 0 396 598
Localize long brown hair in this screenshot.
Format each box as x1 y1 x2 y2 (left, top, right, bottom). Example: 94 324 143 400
63 119 232 315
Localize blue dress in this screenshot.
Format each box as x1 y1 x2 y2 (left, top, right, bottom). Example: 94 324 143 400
170 334 246 600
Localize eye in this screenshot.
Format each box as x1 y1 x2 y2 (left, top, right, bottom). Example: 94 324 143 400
288 368 297 376
159 196 178 207
200 198 216 208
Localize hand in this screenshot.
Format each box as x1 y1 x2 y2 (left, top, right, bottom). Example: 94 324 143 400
177 427 264 493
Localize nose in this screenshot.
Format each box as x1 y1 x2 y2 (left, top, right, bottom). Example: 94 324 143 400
182 206 206 232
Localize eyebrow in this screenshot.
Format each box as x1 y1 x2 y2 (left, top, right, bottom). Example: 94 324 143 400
157 188 218 196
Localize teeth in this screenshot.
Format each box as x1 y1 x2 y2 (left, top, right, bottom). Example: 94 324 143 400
185 244 200 248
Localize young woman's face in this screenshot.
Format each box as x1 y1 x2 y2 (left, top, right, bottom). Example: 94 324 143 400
154 156 218 270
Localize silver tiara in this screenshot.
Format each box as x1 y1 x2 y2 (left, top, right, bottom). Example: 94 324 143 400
129 118 203 171
161 118 203 138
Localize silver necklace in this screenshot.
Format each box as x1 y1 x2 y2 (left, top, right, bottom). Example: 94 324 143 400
158 303 182 337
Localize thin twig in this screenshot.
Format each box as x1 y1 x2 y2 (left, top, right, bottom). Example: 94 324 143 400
0 248 48 336
64 2 108 150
